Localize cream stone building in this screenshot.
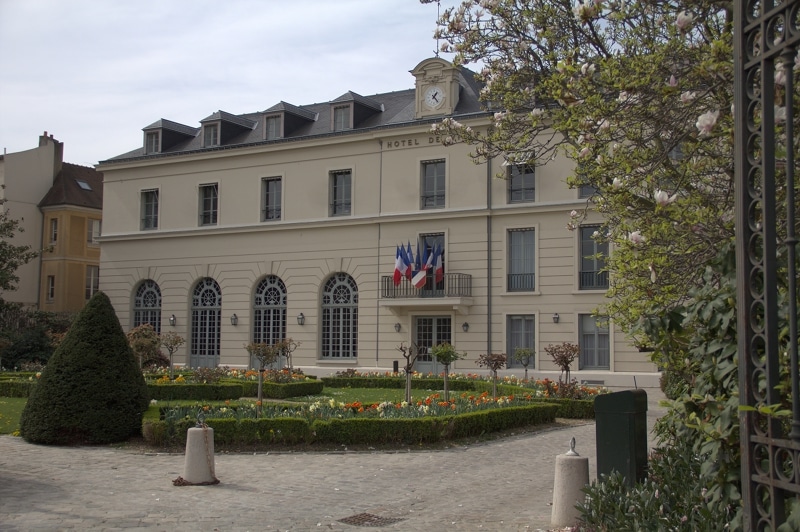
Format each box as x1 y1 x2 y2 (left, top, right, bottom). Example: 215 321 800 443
97 58 658 387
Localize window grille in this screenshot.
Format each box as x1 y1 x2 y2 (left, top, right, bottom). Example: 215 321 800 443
133 280 162 334
321 273 358 359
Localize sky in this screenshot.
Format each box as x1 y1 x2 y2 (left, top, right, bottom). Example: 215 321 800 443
0 0 457 167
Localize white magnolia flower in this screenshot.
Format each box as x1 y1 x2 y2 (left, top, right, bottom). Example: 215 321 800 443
775 105 787 124
775 66 786 86
676 11 693 31
667 75 677 87
654 189 677 206
581 62 596 76
612 177 623 189
570 210 578 218
680 91 697 103
579 146 591 158
649 264 657 284
531 108 545 118
629 231 646 245
696 110 720 136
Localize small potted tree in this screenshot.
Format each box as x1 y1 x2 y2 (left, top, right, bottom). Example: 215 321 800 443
513 347 534 381
244 341 280 416
396 342 419 404
160 331 185 379
477 353 507 399
430 342 464 401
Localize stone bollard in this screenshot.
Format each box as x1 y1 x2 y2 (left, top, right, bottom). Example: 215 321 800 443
176 413 219 486
551 437 589 528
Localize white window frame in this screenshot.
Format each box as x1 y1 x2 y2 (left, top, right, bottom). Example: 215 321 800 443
329 170 352 216
87 219 101 245
261 177 282 221
204 124 219 147
198 183 219 226
46 275 55 301
579 225 609 290
265 115 281 140
85 265 100 300
579 314 610 370
507 163 535 203
140 189 159 230
145 131 160 154
49 218 58 244
333 105 350 131
420 159 446 209
507 228 536 292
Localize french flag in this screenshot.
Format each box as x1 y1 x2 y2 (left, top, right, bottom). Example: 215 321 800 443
404 242 414 280
393 245 405 286
411 244 428 289
433 244 444 283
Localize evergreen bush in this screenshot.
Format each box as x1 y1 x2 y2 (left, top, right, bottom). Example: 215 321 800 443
19 292 149 444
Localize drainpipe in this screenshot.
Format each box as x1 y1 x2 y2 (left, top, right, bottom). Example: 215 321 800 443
486 157 493 354
376 139 383 367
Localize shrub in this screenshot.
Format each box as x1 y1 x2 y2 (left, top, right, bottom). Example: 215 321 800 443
19 292 149 444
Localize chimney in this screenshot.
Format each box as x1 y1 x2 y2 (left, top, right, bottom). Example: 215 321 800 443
38 132 64 177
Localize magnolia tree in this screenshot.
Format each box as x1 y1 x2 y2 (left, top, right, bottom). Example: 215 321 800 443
419 0 800 523
160 331 185 378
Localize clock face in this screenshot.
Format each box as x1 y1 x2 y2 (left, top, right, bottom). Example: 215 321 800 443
423 85 445 109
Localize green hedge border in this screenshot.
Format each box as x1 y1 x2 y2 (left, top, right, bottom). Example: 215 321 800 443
142 402 561 447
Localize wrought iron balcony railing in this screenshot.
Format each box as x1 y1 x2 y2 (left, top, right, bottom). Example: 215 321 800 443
579 270 609 290
381 273 472 299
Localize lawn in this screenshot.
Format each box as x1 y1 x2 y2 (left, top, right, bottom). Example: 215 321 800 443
0 397 26 434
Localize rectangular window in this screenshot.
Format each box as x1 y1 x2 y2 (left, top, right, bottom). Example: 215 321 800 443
203 124 219 147
262 177 282 221
199 183 219 226
333 106 350 131
579 225 609 289
579 314 610 369
49 218 58 244
141 189 159 230
266 116 281 140
329 170 352 216
85 265 99 300
145 131 159 154
46 275 55 301
421 159 446 209
87 219 101 244
579 183 598 198
507 315 535 369
508 164 535 203
508 228 535 291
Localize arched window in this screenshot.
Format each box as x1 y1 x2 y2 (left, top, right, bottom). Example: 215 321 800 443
252 275 287 368
190 277 221 368
321 273 358 359
133 280 161 333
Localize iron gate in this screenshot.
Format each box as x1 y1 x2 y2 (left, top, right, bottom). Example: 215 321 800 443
735 1 800 529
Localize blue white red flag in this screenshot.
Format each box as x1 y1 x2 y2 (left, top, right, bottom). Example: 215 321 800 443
412 243 428 288
434 244 444 283
404 242 414 280
393 245 404 286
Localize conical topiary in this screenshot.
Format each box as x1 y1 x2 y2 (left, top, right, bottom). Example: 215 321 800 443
19 291 149 444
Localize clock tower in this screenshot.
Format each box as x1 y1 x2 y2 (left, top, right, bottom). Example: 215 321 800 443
412 58 461 119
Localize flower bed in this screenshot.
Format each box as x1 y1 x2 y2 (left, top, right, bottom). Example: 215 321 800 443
142 391 562 447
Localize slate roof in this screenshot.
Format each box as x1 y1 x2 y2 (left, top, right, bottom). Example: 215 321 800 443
38 163 103 210
100 66 488 164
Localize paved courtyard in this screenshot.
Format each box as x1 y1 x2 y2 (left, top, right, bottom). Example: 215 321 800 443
0 392 666 531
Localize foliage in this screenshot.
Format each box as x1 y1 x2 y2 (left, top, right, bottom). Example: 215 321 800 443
159 331 185 377
0 308 72 369
430 342 465 400
544 342 580 383
190 366 227 384
476 353 506 399
0 197 47 300
127 324 168 369
513 347 534 380
577 439 728 531
19 292 149 444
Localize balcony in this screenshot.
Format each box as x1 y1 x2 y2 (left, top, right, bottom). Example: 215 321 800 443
379 273 473 315
579 270 609 290
507 273 535 292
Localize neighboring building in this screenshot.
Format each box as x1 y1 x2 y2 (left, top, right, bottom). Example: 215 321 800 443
0 133 103 312
97 57 658 387
38 162 103 312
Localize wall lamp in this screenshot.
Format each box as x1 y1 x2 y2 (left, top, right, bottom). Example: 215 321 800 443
169 314 176 327
553 313 560 324
230 314 238 326
394 322 401 333
462 322 469 332
297 313 305 326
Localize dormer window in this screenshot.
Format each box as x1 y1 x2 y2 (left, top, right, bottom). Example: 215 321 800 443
145 131 160 154
204 124 219 147
266 115 281 140
333 106 351 131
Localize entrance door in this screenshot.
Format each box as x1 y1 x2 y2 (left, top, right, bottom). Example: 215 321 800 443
414 316 452 374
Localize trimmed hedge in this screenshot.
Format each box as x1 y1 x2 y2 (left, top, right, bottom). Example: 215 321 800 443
320 376 475 391
141 402 561 448
146 380 324 401
0 380 35 397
